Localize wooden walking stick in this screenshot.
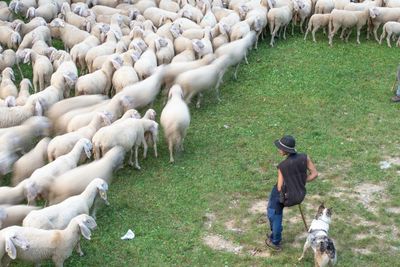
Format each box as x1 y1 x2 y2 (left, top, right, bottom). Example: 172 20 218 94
391 80 397 93
298 204 308 232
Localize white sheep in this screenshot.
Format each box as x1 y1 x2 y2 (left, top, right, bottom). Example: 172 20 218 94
21 49 53 92
12 137 50 186
0 180 30 205
85 30 119 73
369 7 400 42
328 9 370 45
60 2 91 31
384 0 400 7
11 17 47 37
174 55 229 108
0 26 21 50
304 13 331 42
2 214 96 266
46 146 125 205
380 21 400 47
112 50 140 94
23 178 108 231
92 119 158 169
0 68 18 99
47 113 110 161
143 7 178 27
70 35 100 74
0 226 30 263
15 79 32 106
75 56 122 96
0 205 40 229
215 31 256 80
9 0 38 15
211 22 231 50
46 94 107 123
0 49 20 75
160 85 190 163
159 0 180 12
315 0 334 13
268 1 298 47
0 96 16 108
49 18 90 52
0 97 43 128
66 95 132 132
18 25 51 52
154 36 175 65
134 47 158 80
25 0 58 23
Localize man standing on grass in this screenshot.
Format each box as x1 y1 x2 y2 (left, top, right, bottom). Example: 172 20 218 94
391 65 400 102
265 135 318 251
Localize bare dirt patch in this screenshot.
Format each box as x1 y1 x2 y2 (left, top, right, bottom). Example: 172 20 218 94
354 183 386 213
352 248 373 255
249 200 266 214
379 157 400 169
224 219 244 234
203 213 216 230
203 234 243 254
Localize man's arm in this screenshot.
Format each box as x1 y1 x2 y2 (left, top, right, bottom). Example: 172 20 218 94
306 156 318 182
277 169 284 192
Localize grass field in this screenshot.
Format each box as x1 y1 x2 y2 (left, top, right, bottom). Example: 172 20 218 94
9 30 400 266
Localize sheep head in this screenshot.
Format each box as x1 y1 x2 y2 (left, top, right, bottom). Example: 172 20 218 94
99 111 112 126
2 67 15 81
192 39 205 53
170 22 183 38
76 214 97 240
61 2 71 15
144 109 157 120
238 4 249 19
79 138 93 159
94 178 109 205
4 232 30 259
4 96 16 107
25 7 35 19
155 37 168 51
168 85 184 100
49 18 66 28
369 7 379 18
11 32 21 49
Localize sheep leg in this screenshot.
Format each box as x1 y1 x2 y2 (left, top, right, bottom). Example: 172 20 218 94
397 36 400 47
312 26 319 43
340 28 346 40
233 63 240 80
128 148 134 166
16 62 24 79
299 19 305 34
356 28 361 44
244 52 249 65
387 33 392 48
379 30 385 45
283 25 287 40
345 29 352 43
39 75 44 92
142 139 148 159
75 242 84 256
33 75 38 93
196 93 203 108
94 145 101 160
152 135 158 158
328 25 339 46
134 145 141 170
168 139 174 163
373 24 379 43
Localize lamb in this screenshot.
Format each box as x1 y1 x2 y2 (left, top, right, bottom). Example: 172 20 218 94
160 85 190 163
344 0 382 11
49 18 90 52
174 18 203 31
0 180 30 205
18 26 52 51
0 98 43 128
0 49 20 74
28 71 77 112
47 113 110 161
49 52 78 98
21 49 53 92
11 17 47 37
179 2 204 23
0 6 14 21
384 0 400 7
268 1 297 47
379 21 400 47
70 35 100 74
143 7 179 27
23 178 108 230
0 226 30 263
171 49 196 62
315 0 334 13
328 9 370 45
192 27 213 59
0 68 18 99
12 137 50 186
85 30 119 73
46 147 125 205
66 95 132 132
0 26 21 50
0 96 16 108
112 50 140 94
25 0 58 23
9 0 38 15
293 0 312 34
116 66 166 110
211 22 231 50
215 31 256 80
369 7 400 42
24 138 93 204
92 119 158 169
46 94 107 123
60 2 91 31
304 13 331 41
2 214 96 266
134 47 158 80
15 79 32 106
75 56 122 96
154 36 175 65
0 205 40 229
174 55 229 108
159 0 180 13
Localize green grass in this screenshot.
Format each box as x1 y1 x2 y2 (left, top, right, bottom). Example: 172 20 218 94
10 30 400 266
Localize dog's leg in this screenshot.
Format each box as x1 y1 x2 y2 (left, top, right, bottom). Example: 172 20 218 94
298 239 311 261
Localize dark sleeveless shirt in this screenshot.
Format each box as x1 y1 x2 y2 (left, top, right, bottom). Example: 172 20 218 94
277 153 308 196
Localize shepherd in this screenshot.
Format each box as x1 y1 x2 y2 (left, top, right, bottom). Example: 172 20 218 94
265 135 318 251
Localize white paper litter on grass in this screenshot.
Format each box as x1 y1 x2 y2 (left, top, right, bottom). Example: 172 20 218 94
379 161 391 170
121 229 135 240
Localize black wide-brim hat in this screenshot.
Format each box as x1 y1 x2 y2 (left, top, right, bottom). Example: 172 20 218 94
274 135 297 154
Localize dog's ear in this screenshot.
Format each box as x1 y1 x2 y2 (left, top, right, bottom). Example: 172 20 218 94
327 208 333 216
316 203 325 218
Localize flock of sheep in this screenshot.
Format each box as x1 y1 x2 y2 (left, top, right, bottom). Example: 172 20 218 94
0 0 397 265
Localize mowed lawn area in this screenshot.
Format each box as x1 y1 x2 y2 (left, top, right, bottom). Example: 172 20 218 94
11 31 400 266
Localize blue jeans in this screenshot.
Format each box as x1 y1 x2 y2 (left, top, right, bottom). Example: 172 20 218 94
396 84 400 96
267 186 284 245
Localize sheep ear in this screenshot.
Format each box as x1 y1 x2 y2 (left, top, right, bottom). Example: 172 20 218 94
14 22 22 33
10 69 15 81
131 51 140 62
86 21 91 32
100 113 111 125
26 7 34 18
23 50 31 64
111 58 122 70
5 96 16 107
78 223 92 240
5 235 17 259
158 16 165 27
